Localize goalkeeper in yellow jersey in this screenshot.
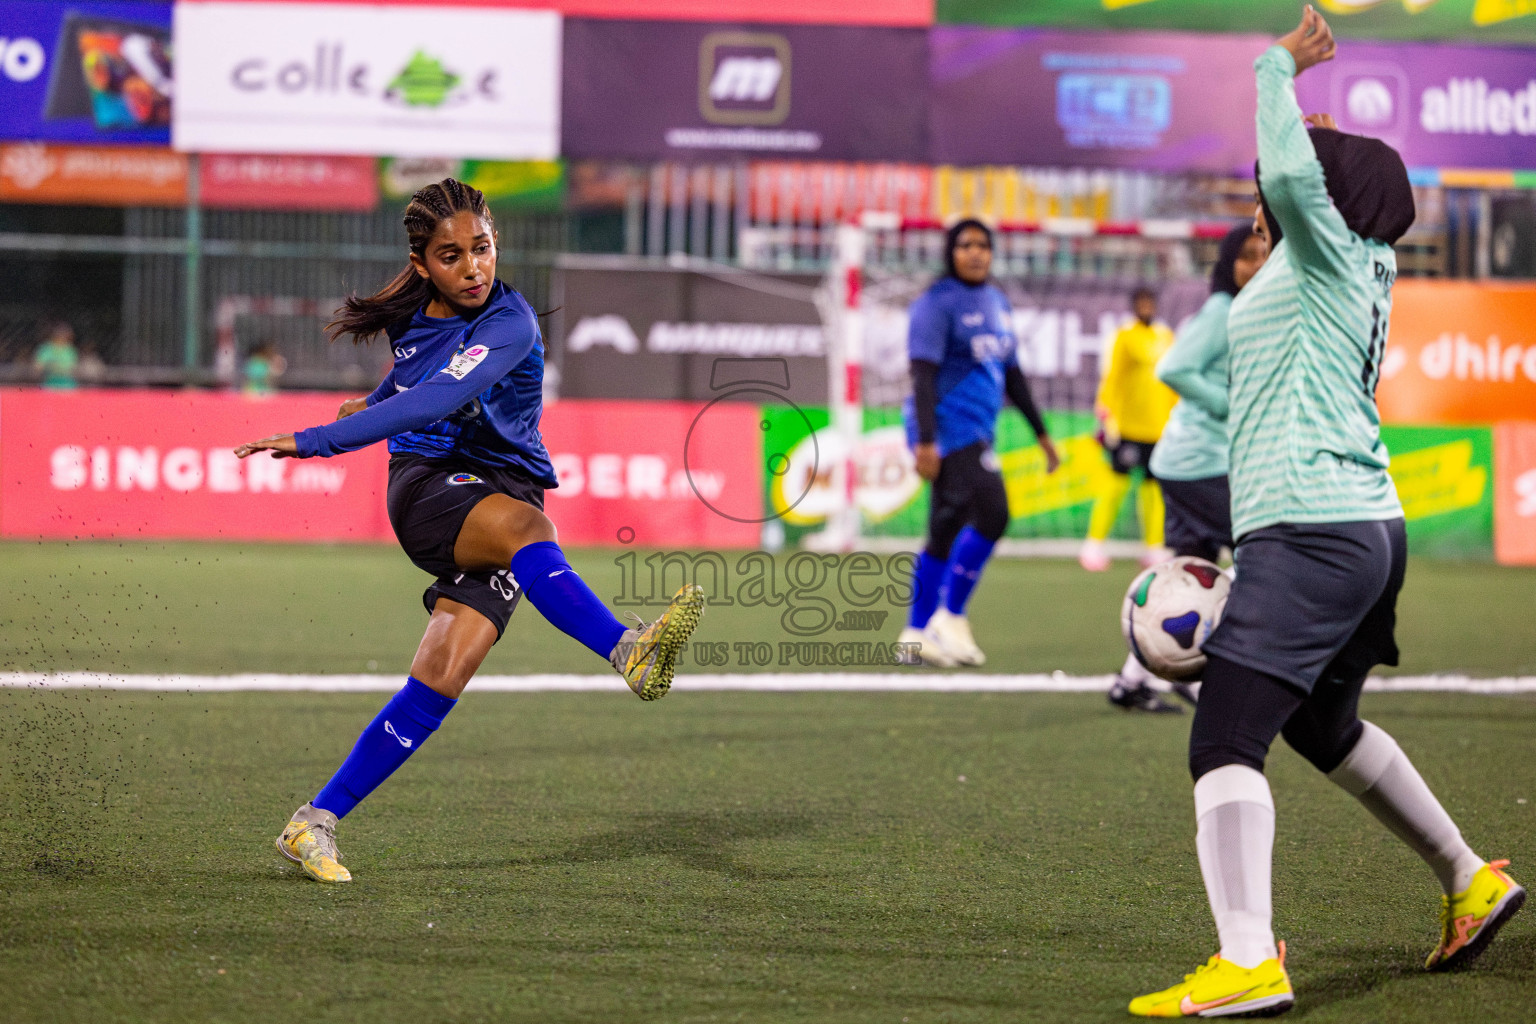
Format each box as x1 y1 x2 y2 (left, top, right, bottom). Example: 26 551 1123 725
1079 287 1178 573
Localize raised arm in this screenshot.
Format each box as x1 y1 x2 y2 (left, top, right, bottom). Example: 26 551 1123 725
1256 9 1353 278
1156 296 1231 421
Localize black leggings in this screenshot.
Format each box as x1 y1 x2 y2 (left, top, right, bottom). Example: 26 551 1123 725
1189 654 1366 781
926 442 1010 560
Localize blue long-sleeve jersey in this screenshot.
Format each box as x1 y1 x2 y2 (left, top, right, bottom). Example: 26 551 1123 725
294 280 557 487
902 277 1017 456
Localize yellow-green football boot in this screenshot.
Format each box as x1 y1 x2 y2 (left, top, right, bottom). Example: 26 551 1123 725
611 583 705 701
1425 859 1524 971
275 803 351 883
1129 942 1293 1018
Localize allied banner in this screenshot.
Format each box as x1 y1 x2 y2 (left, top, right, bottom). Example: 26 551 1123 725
0 142 187 205
937 1 1536 44
562 19 929 161
0 390 760 549
552 261 828 406
173 3 561 158
202 153 379 212
1494 421 1536 566
929 26 1267 172
1293 40 1536 171
0 1 173 145
1378 280 1536 425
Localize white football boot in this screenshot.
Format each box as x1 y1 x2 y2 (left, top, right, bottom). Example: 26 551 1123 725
897 625 958 668
928 608 986 666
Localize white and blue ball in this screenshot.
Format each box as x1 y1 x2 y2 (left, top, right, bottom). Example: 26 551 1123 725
1121 556 1231 681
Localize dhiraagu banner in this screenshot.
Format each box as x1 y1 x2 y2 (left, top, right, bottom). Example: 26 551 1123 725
762 406 1139 545
1383 424 1495 559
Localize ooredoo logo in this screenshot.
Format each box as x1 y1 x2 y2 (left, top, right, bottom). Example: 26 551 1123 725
698 32 790 126
0 35 45 82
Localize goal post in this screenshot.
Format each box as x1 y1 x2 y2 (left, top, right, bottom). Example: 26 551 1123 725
805 211 1233 554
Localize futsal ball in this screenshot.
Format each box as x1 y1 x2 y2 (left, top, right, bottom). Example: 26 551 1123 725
1121 556 1231 681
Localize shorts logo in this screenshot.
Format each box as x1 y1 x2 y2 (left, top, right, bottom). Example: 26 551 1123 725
446 472 482 486
442 344 490 380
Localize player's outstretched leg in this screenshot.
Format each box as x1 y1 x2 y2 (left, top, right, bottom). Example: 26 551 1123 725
1326 721 1525 970
610 582 706 701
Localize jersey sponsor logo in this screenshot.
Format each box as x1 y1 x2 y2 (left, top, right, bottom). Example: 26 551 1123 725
446 472 482 485
441 344 490 380
968 332 1015 363
698 32 791 127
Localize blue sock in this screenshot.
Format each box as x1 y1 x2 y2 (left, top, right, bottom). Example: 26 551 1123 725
943 527 996 615
312 677 456 819
510 540 627 659
907 550 947 629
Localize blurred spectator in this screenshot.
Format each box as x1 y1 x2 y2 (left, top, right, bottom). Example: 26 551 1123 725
77 342 107 386
33 323 79 391
243 340 286 397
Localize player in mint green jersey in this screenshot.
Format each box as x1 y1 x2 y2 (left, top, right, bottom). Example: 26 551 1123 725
1130 8 1522 1017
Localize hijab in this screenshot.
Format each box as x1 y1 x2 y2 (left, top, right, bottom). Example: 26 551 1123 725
943 218 994 281
1256 128 1415 249
1211 224 1256 297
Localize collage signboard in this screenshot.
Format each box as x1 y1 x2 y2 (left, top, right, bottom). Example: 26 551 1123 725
173 2 561 158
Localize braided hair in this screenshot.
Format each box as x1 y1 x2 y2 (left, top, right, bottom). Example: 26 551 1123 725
327 178 493 343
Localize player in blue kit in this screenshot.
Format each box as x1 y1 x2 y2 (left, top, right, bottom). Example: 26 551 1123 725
235 179 704 883
898 219 1059 666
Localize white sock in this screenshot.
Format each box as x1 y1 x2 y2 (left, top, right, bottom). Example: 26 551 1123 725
1194 764 1278 969
1327 721 1484 895
1118 652 1151 687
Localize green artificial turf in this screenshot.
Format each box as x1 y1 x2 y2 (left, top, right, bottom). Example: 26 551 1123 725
1 689 1533 1023
3 541 1534 677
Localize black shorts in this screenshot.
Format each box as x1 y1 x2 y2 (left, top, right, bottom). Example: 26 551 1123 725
1202 518 1406 694
1161 475 1234 563
385 454 547 639
1107 439 1157 477
927 441 1010 555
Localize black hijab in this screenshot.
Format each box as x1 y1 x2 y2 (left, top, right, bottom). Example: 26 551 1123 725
944 218 994 281
1255 128 1415 248
1211 224 1256 297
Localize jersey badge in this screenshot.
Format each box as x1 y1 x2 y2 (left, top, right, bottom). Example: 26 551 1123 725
442 344 490 380
446 472 482 486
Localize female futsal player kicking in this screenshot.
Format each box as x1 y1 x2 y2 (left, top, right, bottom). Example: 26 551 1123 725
235 179 704 884
1128 9 1522 1016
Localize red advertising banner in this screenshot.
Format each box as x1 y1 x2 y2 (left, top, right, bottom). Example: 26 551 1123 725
540 399 762 548
0 142 187 206
0 390 761 549
201 154 378 212
1378 281 1536 425
0 389 391 542
1494 421 1536 567
173 0 934 27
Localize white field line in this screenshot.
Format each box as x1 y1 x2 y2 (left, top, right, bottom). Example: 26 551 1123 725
2 672 1536 694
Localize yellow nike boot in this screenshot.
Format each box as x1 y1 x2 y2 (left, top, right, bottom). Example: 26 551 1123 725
275 803 351 883
1129 942 1293 1017
611 583 705 701
1425 859 1525 971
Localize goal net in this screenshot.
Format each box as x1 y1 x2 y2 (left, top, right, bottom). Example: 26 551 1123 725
783 213 1231 553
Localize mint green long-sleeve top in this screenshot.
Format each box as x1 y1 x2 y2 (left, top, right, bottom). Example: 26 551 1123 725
1149 291 1231 482
1224 45 1403 540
